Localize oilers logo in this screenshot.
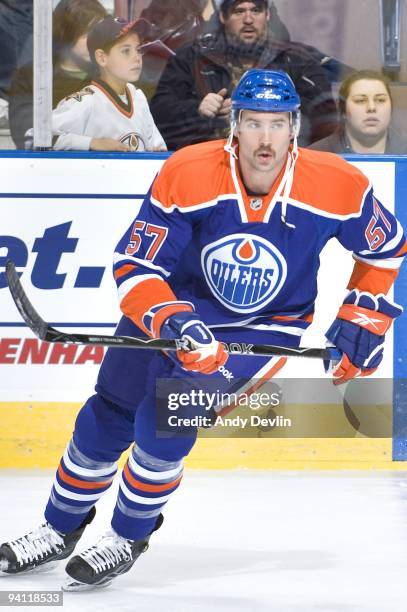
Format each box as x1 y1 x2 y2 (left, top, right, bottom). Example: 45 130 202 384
202 234 287 313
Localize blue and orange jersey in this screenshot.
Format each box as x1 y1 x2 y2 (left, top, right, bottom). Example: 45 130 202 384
113 140 406 337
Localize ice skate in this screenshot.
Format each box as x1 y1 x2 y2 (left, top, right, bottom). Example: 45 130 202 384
0 507 95 575
63 514 163 591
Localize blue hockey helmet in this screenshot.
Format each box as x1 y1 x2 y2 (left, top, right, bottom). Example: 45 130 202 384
231 69 301 135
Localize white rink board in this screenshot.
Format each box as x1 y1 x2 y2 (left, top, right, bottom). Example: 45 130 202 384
0 157 396 401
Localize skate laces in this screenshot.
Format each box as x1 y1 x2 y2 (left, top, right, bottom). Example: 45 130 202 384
80 531 133 574
9 524 64 566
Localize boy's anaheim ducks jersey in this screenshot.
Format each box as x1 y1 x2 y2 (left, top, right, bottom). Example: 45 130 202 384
114 140 406 340
25 79 166 152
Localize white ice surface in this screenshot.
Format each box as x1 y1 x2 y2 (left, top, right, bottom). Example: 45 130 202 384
1 470 407 612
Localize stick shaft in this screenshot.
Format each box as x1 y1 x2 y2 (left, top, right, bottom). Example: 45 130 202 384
5 260 340 360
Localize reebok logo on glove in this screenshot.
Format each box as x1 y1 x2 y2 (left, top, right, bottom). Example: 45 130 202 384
339 303 394 335
350 312 384 331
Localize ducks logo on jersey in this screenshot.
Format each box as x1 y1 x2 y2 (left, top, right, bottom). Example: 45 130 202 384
120 133 145 151
202 234 287 313
65 87 94 102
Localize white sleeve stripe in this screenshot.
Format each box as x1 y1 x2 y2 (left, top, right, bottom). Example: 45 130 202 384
114 252 170 277
118 274 164 301
143 301 195 319
285 198 364 220
150 195 236 213
353 254 404 269
285 182 373 221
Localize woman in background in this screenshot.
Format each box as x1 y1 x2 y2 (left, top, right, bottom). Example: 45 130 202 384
310 69 407 155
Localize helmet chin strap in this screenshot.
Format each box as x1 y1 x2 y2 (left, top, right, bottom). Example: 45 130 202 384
224 127 238 157
280 134 298 229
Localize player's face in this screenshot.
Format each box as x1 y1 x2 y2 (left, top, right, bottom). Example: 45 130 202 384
221 2 269 46
103 33 143 83
236 111 292 175
345 79 392 139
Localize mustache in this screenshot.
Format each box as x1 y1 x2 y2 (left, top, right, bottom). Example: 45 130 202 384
255 147 275 155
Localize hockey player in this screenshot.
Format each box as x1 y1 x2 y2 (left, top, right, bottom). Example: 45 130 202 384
25 16 166 152
1 69 405 590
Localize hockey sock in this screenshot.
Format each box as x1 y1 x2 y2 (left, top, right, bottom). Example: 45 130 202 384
45 439 118 534
111 445 183 540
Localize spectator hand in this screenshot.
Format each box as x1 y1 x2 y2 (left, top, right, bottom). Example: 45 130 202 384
218 96 232 117
160 311 228 375
325 290 402 385
198 88 229 119
90 138 131 152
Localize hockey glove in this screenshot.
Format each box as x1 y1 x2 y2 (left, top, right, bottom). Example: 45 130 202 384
160 311 228 375
325 290 402 385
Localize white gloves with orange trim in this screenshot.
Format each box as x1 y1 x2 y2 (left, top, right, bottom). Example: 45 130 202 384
325 290 402 385
160 311 228 375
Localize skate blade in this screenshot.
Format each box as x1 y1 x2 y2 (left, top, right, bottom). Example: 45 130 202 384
0 560 59 577
62 578 112 592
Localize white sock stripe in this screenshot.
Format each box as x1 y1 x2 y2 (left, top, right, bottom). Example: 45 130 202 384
53 479 105 503
132 445 183 471
128 453 183 482
116 497 163 519
68 440 118 471
50 490 94 515
119 476 173 505
63 449 118 479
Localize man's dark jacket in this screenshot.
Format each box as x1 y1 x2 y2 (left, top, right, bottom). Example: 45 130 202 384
150 32 338 150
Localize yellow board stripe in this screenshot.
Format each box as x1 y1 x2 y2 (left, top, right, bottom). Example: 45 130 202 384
1 402 406 470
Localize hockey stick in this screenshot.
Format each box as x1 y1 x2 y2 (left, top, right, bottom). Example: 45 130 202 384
5 260 341 360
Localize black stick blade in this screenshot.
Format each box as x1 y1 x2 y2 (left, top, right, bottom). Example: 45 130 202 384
5 260 49 340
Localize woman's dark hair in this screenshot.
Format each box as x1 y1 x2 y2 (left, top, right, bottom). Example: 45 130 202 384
53 0 107 57
338 70 393 117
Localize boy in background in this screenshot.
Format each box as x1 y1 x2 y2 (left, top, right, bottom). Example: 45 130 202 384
26 16 166 152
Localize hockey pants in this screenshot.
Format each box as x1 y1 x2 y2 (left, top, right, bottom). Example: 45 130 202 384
44 315 294 540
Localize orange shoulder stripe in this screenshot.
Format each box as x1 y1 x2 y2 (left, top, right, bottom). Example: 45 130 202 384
292 149 371 217
152 140 234 210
